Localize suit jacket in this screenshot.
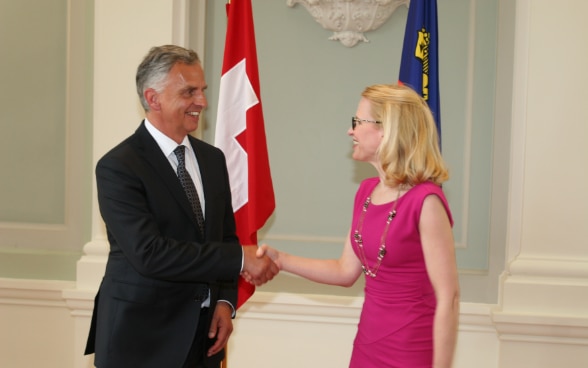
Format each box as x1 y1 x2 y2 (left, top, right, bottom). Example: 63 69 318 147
85 122 243 368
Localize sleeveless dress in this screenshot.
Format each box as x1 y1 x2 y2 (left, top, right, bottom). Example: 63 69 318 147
348 178 453 368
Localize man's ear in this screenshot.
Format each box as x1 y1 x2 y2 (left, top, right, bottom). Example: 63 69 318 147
144 88 160 111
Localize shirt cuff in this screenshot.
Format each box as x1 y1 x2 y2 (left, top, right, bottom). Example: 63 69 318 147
217 299 236 318
240 247 244 273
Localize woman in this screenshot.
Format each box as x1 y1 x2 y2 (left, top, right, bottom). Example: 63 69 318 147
255 84 459 367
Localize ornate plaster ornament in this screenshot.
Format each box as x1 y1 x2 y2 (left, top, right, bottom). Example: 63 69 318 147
287 0 409 47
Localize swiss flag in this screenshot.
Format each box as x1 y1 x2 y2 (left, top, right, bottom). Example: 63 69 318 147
215 0 275 309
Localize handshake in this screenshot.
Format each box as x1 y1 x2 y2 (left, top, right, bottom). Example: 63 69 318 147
241 244 280 286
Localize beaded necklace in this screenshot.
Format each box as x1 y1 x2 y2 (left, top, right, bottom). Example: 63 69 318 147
353 188 401 278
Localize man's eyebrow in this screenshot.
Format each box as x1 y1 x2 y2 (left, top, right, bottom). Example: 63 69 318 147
182 85 208 91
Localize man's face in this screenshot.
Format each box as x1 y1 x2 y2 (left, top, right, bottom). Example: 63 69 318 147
156 62 208 142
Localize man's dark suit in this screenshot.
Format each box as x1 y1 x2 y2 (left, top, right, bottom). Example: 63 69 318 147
85 122 243 368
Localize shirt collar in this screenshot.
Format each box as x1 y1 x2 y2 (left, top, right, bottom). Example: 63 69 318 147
144 118 192 158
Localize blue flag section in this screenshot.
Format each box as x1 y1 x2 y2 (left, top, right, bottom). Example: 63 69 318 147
398 0 441 145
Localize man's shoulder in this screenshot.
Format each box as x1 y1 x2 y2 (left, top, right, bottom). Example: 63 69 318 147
97 124 149 166
188 135 224 157
100 134 139 160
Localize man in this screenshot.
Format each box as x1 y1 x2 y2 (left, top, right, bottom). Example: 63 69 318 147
85 45 278 368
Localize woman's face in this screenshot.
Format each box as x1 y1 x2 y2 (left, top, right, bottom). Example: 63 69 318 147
348 97 382 164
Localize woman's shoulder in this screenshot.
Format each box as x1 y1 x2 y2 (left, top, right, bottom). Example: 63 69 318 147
412 181 444 194
357 177 379 194
354 177 379 203
406 181 453 224
402 181 447 209
359 177 380 187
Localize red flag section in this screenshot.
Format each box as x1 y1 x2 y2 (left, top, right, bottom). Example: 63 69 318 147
215 0 275 309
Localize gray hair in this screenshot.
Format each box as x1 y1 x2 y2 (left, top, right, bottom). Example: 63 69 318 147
136 45 201 111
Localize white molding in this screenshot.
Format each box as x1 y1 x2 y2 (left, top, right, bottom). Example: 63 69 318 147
172 0 190 46
0 0 89 252
0 278 75 308
460 302 496 329
286 0 409 47
188 0 206 139
508 257 588 279
62 289 95 318
0 222 68 243
456 0 477 250
239 291 362 324
263 232 345 244
493 311 588 345
0 279 79 368
189 0 206 64
76 238 108 291
498 257 588 316
6 279 588 368
0 279 499 333
504 0 530 266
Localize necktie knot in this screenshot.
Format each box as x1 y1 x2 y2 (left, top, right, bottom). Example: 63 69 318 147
174 145 186 166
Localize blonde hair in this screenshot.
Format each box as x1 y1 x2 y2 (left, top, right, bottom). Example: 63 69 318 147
361 84 449 186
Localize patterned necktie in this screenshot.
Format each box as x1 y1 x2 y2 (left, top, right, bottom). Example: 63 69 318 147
174 145 205 235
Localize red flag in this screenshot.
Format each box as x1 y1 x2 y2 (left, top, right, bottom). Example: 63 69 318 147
215 0 275 309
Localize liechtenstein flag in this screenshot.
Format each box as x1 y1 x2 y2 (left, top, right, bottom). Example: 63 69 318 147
398 0 441 145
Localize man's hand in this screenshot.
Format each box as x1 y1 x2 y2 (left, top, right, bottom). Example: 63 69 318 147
242 245 279 286
256 244 281 268
206 302 233 357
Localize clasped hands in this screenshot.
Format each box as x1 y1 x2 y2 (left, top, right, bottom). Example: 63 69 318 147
241 244 279 286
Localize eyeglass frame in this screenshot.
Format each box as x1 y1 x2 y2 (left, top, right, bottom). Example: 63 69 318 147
351 116 382 130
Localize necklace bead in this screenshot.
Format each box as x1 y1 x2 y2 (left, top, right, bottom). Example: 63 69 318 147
353 187 402 278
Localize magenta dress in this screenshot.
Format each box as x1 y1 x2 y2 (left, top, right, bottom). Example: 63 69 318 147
348 178 453 368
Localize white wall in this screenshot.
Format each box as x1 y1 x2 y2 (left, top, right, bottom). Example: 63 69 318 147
2 0 588 367
0 279 75 368
492 0 588 365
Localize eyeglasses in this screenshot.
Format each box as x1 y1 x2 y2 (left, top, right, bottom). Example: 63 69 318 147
351 116 381 130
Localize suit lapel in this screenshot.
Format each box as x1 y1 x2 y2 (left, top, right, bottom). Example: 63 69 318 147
133 122 202 231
